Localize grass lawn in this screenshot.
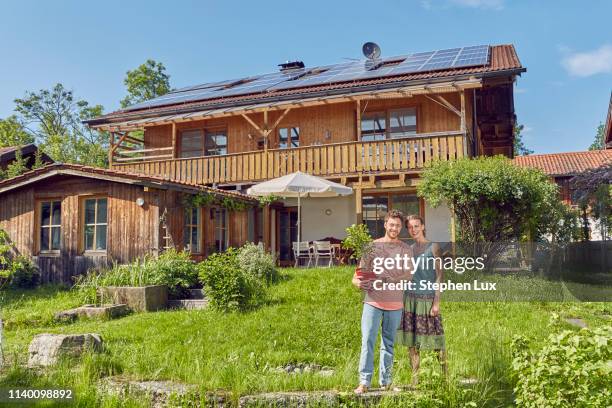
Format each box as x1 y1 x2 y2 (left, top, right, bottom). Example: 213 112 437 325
0 266 609 407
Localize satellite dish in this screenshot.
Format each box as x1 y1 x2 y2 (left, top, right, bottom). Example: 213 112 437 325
362 42 381 59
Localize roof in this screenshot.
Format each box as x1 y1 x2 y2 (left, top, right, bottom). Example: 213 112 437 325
513 150 612 177
605 91 612 147
87 44 524 128
0 144 53 164
0 163 256 201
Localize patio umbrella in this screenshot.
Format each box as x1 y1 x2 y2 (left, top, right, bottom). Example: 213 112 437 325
246 171 353 245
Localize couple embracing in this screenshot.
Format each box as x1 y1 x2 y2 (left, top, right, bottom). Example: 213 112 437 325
351 210 447 394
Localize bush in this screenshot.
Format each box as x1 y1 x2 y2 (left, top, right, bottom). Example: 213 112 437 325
146 249 199 297
511 326 611 408
237 242 278 284
74 249 198 302
0 229 39 289
198 247 265 312
342 223 373 260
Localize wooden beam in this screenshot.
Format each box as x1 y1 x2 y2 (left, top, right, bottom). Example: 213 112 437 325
241 114 265 137
110 131 129 155
424 95 461 117
266 108 292 136
460 90 466 133
171 122 177 158
356 100 362 141
355 187 363 224
108 132 115 167
263 110 269 151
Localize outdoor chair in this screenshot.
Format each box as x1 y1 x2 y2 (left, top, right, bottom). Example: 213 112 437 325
292 241 313 268
313 240 335 267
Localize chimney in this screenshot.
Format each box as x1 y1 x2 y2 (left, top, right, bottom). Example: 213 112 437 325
278 60 305 72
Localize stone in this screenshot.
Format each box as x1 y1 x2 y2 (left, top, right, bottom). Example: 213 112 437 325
167 299 209 310
99 376 226 408
239 391 338 407
99 285 168 312
54 304 130 322
565 317 587 328
28 333 103 367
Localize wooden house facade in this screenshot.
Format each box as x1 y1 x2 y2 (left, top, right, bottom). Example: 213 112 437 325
84 44 525 263
0 164 256 283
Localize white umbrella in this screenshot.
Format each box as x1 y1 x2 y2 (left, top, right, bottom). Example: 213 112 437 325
246 171 353 245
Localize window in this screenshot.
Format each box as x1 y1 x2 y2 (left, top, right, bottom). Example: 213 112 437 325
213 208 228 252
83 198 108 251
39 200 61 252
204 130 227 156
362 192 421 242
360 108 417 141
179 129 227 158
183 207 201 253
361 112 386 142
279 127 300 148
180 130 204 158
389 108 417 138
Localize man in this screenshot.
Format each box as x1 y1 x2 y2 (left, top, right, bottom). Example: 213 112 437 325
352 210 412 394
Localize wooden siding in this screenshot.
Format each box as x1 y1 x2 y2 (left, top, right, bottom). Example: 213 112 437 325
0 175 255 283
116 92 478 180
115 132 467 185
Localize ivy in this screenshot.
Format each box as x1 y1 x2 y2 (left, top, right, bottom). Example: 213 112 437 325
183 192 251 212
257 194 281 207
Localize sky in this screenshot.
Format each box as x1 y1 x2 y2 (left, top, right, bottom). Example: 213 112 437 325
1 0 610 154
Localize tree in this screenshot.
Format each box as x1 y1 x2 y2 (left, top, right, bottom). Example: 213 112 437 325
13 83 108 167
0 115 33 147
0 148 28 180
513 124 533 156
120 59 171 108
418 155 562 266
571 163 612 241
588 122 605 150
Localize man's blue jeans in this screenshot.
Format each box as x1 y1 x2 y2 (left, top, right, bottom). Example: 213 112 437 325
358 303 403 387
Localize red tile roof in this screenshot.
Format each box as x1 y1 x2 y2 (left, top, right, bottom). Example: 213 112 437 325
88 44 524 126
0 163 255 201
513 150 612 176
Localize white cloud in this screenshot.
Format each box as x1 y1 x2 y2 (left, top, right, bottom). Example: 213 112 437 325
522 125 533 134
561 44 612 77
514 88 527 94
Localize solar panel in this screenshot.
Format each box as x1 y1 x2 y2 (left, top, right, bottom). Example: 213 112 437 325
124 45 491 111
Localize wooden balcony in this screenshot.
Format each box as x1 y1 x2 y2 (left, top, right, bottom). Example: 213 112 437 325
112 131 469 185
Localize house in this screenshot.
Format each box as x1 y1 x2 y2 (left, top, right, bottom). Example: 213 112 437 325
83 44 525 265
0 144 53 171
0 163 256 283
513 149 612 240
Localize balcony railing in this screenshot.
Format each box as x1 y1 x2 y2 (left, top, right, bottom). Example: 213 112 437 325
112 131 469 185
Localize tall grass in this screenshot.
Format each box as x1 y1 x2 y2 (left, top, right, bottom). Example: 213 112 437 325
0 266 609 407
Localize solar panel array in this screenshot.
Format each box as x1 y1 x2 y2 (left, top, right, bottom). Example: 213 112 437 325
125 45 490 111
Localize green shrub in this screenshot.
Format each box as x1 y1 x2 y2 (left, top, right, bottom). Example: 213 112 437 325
237 242 278 284
198 247 265 312
146 249 199 297
342 223 373 260
74 250 198 302
0 229 39 289
511 326 611 408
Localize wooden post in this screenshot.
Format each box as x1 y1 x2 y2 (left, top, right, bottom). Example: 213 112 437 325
460 91 466 131
355 187 363 224
356 100 362 141
263 204 271 252
171 122 177 158
263 110 269 151
108 132 115 168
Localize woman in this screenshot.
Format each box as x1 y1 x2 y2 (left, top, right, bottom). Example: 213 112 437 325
397 214 447 386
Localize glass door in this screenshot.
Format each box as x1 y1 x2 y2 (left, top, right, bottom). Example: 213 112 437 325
278 208 298 265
